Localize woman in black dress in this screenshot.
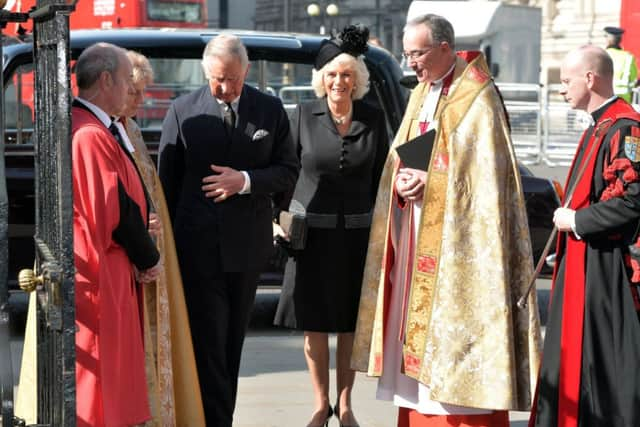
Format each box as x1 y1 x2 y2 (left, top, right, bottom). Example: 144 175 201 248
274 25 388 427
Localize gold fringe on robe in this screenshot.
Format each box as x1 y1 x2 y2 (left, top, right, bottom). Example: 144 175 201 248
351 54 542 411
125 118 206 427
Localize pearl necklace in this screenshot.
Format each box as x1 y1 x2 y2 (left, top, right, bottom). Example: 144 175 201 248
330 108 352 125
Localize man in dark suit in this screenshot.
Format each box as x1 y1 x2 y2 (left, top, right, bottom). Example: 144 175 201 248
158 33 298 426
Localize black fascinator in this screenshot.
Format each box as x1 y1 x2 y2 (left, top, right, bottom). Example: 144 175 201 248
314 24 370 70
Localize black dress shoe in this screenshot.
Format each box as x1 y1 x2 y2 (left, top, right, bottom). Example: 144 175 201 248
334 404 360 427
307 405 333 427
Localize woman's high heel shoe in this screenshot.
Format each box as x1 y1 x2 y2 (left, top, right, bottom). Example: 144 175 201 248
334 404 360 427
307 405 333 427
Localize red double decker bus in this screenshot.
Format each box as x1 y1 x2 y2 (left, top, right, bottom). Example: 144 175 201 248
2 0 207 35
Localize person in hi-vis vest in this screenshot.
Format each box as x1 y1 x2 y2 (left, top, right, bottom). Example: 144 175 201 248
605 26 638 103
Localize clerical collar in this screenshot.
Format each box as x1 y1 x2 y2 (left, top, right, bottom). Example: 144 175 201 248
417 62 456 133
75 97 111 129
432 61 456 86
590 96 618 124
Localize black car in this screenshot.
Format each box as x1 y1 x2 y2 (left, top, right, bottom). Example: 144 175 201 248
2 28 558 288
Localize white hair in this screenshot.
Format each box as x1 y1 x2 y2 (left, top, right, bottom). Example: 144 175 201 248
201 33 249 77
311 53 370 100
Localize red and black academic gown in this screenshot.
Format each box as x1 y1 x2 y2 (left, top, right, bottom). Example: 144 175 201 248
531 97 640 427
72 105 159 427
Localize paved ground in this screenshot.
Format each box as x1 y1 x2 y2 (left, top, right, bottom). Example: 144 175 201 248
6 284 549 427
235 330 531 427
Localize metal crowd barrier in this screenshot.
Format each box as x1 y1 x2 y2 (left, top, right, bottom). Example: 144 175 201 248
540 84 590 166
133 82 593 167
496 83 543 165
497 83 590 167
274 82 586 167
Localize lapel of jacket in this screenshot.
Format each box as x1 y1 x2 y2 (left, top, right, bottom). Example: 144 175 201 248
344 100 368 139
313 99 339 136
201 87 231 144
235 85 254 141
224 85 255 163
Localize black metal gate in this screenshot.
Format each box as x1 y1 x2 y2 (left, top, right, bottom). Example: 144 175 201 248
0 27 15 426
0 0 75 426
0 8 28 427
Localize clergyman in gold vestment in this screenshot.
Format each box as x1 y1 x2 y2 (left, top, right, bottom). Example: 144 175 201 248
121 50 206 426
351 14 542 427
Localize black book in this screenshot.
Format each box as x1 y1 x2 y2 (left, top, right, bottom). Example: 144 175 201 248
395 129 436 171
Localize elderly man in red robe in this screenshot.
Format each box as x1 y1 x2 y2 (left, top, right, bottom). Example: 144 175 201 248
72 42 161 427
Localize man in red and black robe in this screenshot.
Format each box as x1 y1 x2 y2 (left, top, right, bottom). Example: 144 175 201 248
73 43 161 427
530 45 640 427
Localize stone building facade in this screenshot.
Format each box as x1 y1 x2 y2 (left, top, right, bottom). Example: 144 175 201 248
511 0 620 85
254 0 412 55
209 0 622 85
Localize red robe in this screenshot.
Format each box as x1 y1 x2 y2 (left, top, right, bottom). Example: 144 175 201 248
72 107 152 427
530 98 640 426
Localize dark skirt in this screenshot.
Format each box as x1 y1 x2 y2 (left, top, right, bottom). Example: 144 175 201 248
273 224 370 332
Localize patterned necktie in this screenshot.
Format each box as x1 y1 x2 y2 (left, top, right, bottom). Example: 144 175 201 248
223 102 236 134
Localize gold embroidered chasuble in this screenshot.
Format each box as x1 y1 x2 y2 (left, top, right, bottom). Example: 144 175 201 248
125 118 207 426
351 54 542 411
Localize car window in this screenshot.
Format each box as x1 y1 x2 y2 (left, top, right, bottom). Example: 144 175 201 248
5 63 35 137
136 59 316 130
248 61 316 111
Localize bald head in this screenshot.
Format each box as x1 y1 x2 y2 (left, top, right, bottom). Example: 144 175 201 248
564 45 614 81
559 45 614 112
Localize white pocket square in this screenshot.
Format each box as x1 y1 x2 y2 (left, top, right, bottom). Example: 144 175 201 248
252 129 269 141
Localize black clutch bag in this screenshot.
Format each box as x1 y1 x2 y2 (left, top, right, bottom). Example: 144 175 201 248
278 210 307 250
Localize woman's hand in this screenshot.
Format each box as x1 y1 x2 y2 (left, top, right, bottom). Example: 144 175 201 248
273 222 289 241
395 167 427 201
136 261 163 284
148 212 162 238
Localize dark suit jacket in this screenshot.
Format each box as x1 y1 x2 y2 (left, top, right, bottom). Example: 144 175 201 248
158 84 299 272
285 98 388 223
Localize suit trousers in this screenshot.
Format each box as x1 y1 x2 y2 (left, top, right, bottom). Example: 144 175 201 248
183 268 260 427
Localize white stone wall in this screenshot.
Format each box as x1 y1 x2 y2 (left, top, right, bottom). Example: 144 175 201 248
507 0 620 85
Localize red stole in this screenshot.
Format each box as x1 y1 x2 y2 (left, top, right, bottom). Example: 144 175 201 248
554 98 635 427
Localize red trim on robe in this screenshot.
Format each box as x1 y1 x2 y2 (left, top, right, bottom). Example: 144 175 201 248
398 407 509 427
533 99 640 427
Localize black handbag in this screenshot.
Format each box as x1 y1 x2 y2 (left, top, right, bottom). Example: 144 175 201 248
278 210 307 250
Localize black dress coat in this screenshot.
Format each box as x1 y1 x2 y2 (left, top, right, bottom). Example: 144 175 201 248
533 98 640 427
274 98 389 332
159 84 299 273
158 83 298 426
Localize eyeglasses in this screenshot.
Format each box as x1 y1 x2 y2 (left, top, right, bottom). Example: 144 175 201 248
402 44 438 60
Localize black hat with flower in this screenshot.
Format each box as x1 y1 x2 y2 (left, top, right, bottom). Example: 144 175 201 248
314 24 369 70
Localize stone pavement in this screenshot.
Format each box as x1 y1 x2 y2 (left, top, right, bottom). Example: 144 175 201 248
240 285 545 427
235 329 531 427
7 285 548 426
